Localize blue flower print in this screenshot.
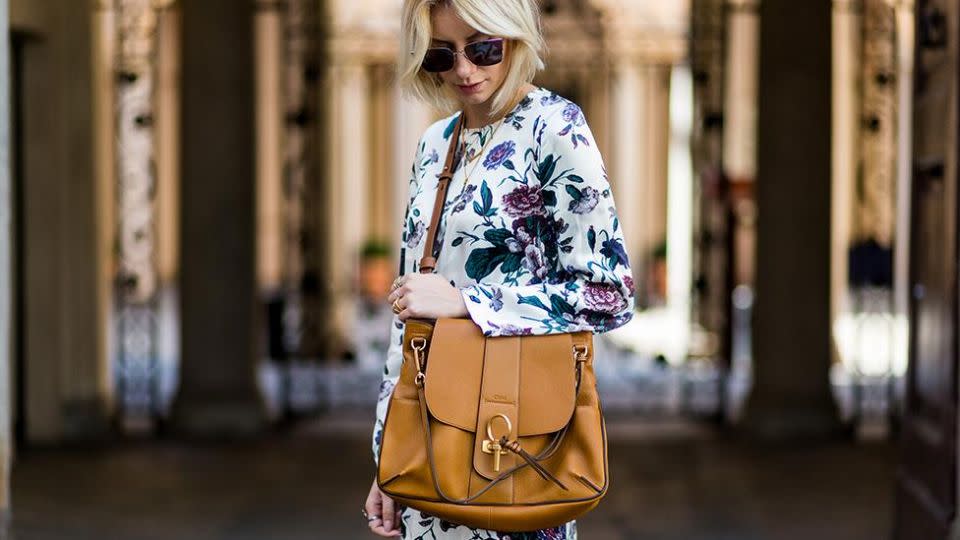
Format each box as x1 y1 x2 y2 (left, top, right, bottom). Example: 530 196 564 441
405 220 425 248
483 140 516 170
539 91 564 106
567 186 600 214
557 104 591 148
504 95 534 130
561 103 585 126
452 184 477 214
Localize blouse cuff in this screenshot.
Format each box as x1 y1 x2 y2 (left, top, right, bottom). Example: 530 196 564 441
460 285 497 336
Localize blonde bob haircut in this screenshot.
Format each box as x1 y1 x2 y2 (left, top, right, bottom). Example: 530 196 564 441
399 0 546 121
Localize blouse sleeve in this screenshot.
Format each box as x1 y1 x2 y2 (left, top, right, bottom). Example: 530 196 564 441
458 103 636 337
371 134 427 465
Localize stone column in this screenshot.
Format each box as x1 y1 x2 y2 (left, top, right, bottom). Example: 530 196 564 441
609 60 645 296
391 82 433 255
281 0 322 358
892 0 914 377
644 64 672 305
369 64 391 243
721 0 760 419
0 0 12 527
831 0 861 361
690 0 730 362
92 0 118 416
172 0 266 435
740 0 843 438
255 1 284 294
154 2 181 418
321 58 371 359
610 58 673 308
17 0 104 441
723 0 759 289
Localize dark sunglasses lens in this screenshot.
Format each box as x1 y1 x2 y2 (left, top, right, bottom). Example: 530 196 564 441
422 48 454 72
465 39 503 67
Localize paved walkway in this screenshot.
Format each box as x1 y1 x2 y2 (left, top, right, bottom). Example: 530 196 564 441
10 417 895 539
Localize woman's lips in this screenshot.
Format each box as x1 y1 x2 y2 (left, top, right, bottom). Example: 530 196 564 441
457 81 485 95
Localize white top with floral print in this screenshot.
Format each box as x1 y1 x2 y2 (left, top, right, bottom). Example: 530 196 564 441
372 86 634 540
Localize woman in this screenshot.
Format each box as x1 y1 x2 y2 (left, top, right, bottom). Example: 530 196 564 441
365 0 635 537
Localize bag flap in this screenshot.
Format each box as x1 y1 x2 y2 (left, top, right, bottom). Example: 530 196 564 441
422 318 486 432
422 318 577 436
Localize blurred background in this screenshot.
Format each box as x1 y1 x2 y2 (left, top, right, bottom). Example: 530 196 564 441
0 0 955 538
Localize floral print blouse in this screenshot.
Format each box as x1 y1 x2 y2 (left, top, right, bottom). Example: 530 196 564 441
372 86 635 540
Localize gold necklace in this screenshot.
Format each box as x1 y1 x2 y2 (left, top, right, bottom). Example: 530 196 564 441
457 116 506 188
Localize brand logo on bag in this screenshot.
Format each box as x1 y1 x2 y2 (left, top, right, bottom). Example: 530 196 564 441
486 393 514 404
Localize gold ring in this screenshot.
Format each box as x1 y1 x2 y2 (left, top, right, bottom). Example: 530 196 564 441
392 298 403 314
391 276 403 291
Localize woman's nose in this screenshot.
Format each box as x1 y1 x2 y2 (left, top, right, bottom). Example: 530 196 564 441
453 51 476 79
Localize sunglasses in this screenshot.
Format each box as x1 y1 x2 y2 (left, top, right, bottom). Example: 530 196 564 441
421 37 504 73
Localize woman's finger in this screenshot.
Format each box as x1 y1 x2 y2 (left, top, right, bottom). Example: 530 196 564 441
365 484 382 518
369 521 401 538
382 493 396 532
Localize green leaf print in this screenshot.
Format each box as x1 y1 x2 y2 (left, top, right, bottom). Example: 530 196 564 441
517 294 549 312
483 228 512 248
465 247 510 281
500 253 523 274
541 189 557 208
550 294 576 316
537 154 557 185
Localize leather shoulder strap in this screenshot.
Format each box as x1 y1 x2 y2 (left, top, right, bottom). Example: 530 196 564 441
418 113 464 274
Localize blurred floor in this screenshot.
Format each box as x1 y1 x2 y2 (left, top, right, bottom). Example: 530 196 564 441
10 415 895 540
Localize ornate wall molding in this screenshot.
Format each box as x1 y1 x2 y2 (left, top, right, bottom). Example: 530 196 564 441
114 0 167 427
282 0 323 357
857 0 898 246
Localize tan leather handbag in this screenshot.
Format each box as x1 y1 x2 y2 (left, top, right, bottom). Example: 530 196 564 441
376 114 609 532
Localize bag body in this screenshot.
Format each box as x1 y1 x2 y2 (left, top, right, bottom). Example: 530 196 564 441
376 317 608 532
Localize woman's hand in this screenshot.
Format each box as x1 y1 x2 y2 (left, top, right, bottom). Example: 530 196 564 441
387 273 469 321
365 477 402 537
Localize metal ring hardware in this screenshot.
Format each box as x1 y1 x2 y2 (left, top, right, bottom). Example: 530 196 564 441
485 413 513 441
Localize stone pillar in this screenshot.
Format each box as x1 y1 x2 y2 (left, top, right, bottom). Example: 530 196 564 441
610 58 673 308
172 0 266 435
0 0 12 526
690 0 729 361
281 0 323 358
610 59 643 284
640 64 672 307
391 83 433 256
16 0 105 441
322 59 371 359
255 1 284 294
892 0 914 377
92 0 118 417
740 0 843 438
831 0 861 359
154 2 181 418
723 0 759 289
156 4 181 288
369 64 393 244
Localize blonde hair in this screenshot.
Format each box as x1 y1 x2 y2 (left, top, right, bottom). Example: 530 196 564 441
398 0 546 120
